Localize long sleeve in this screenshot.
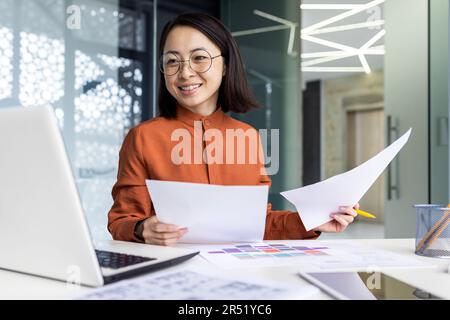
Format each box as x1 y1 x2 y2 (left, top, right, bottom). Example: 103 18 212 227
260 172 320 240
263 203 320 240
108 127 152 242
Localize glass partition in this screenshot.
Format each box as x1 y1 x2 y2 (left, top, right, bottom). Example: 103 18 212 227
0 0 152 240
429 0 449 204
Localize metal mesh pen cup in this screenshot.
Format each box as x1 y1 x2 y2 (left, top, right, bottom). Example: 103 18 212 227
414 204 450 258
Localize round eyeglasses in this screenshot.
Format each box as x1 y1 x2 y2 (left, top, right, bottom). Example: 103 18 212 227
159 49 222 76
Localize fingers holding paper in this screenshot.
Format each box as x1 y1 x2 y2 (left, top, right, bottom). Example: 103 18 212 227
313 203 359 233
141 216 188 246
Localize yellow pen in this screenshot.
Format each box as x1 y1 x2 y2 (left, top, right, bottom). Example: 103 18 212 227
355 209 376 219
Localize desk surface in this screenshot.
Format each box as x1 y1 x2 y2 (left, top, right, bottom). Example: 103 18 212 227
1 238 450 300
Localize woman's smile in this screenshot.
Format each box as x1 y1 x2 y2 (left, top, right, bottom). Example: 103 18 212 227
178 83 203 96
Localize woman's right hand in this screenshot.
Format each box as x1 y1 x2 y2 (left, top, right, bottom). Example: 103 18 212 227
137 216 188 246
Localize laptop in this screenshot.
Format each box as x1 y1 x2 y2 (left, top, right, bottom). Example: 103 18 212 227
0 106 199 287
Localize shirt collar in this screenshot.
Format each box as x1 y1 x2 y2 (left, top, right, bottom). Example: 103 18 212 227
175 104 225 127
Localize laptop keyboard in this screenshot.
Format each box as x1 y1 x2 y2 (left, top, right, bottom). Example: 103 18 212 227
95 250 156 269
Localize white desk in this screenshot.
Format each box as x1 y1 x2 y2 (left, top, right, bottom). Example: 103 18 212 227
1 239 449 300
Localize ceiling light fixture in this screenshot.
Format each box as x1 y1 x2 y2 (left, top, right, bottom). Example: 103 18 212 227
301 34 357 53
231 25 291 37
301 0 385 74
302 53 355 67
301 47 384 58
300 4 365 10
302 67 366 72
360 29 386 50
304 20 384 36
253 10 298 56
231 1 385 74
358 54 371 73
302 0 385 34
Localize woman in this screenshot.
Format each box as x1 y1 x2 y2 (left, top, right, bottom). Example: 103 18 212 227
108 13 358 246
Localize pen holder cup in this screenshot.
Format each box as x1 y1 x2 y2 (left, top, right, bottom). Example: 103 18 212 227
414 204 450 258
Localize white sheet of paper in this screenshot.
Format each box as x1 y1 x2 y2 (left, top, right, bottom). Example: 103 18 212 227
146 180 269 243
194 240 432 271
280 128 412 231
76 267 319 300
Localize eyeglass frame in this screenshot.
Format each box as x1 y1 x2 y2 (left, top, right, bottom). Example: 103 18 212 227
159 49 222 76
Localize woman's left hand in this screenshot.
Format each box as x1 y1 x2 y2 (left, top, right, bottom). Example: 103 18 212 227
313 203 360 233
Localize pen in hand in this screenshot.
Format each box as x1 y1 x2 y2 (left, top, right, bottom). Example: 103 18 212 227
355 209 376 219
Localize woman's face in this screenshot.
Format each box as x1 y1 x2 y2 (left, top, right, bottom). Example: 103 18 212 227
162 26 225 113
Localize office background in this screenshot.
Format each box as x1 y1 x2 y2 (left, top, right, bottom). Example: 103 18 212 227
0 0 448 241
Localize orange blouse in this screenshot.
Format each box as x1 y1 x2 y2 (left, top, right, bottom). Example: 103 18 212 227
108 106 320 242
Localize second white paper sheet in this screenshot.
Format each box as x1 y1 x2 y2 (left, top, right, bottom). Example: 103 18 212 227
146 180 269 243
281 128 412 231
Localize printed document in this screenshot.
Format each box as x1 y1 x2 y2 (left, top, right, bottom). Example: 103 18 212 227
194 239 432 271
281 129 412 231
146 180 269 243
77 267 319 300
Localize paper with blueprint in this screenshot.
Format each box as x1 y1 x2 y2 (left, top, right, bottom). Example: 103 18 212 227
281 128 412 231
146 180 269 243
77 267 319 300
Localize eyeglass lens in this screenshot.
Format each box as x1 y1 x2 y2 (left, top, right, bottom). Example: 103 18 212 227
160 49 213 75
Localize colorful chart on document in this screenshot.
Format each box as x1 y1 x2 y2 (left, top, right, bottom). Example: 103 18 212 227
207 243 329 258
201 242 331 269
199 241 432 270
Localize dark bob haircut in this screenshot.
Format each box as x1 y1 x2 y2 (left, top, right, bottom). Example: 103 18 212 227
158 12 259 118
